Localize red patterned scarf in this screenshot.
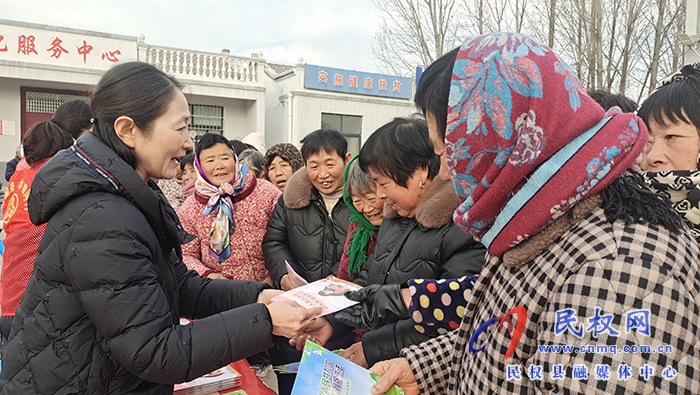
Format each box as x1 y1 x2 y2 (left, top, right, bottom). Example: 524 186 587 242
445 33 647 255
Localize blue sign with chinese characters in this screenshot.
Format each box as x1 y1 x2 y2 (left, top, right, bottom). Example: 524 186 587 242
304 64 413 100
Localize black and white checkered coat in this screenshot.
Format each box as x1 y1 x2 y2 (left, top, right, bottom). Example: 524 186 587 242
402 202 700 394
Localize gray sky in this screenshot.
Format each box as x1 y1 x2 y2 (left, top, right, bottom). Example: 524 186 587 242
0 0 381 72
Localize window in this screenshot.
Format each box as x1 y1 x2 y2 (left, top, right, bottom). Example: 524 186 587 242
189 104 224 140
321 113 362 156
26 91 89 113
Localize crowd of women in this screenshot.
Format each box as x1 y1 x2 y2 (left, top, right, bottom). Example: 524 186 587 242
1 31 699 394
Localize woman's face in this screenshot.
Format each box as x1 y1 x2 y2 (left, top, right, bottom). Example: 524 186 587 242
132 90 193 181
267 155 295 191
351 189 385 226
426 112 451 181
641 114 700 172
199 143 238 186
367 167 428 218
181 163 196 185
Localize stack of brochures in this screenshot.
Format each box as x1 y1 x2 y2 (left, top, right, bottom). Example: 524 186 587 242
174 364 242 395
292 341 405 395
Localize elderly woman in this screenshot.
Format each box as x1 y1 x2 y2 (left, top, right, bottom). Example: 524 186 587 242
638 63 700 240
337 156 385 281
178 133 281 284
263 142 304 191
0 62 319 394
369 33 700 395
294 117 484 369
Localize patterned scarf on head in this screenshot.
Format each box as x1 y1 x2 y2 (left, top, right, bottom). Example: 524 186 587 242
445 32 647 255
263 143 304 180
194 148 248 262
643 171 700 240
342 155 380 278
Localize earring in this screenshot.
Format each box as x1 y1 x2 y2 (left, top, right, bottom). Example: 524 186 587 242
419 181 425 189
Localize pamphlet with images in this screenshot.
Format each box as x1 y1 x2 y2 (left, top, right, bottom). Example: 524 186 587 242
173 364 241 395
271 276 362 317
291 340 405 395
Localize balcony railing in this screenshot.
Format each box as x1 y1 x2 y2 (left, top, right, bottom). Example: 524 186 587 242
138 44 261 84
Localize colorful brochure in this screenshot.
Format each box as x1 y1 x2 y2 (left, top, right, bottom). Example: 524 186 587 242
271 276 362 317
292 340 405 395
174 364 242 395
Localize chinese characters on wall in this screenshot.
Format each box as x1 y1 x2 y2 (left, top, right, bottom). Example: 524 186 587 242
0 32 122 64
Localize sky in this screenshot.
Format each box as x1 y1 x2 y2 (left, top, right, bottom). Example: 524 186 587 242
0 0 381 73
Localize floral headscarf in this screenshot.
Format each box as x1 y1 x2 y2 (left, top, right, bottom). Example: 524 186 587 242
194 147 248 262
445 33 647 255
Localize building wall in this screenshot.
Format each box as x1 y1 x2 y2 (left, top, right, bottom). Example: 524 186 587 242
264 65 415 149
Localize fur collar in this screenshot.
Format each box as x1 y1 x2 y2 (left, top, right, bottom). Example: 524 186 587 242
283 167 314 209
383 177 460 229
502 194 603 268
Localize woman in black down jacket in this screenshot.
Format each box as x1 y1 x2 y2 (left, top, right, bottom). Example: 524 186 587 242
0 62 319 395
293 117 485 368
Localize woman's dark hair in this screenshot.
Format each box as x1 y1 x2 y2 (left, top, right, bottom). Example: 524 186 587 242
359 117 439 187
22 121 74 166
586 89 637 113
196 133 234 158
53 100 92 139
90 62 183 169
300 129 348 163
637 64 700 132
414 47 460 140
179 153 195 171
229 139 248 156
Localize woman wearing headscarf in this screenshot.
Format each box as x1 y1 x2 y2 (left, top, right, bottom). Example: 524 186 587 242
178 133 281 283
369 33 700 395
263 142 304 191
337 156 384 281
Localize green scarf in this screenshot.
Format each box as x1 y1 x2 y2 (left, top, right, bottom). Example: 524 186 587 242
343 155 381 278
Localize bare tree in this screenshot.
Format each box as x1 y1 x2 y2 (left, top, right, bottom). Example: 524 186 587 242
371 0 465 75
372 0 686 98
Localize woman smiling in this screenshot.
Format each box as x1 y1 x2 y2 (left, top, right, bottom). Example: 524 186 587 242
178 133 281 283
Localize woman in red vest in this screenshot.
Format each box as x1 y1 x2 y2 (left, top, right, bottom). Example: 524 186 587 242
0 121 74 346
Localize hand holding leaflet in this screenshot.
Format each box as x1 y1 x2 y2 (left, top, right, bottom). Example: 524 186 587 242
271 276 362 317
291 340 405 395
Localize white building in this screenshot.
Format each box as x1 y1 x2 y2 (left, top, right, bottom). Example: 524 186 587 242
264 61 417 156
0 18 266 172
0 18 418 177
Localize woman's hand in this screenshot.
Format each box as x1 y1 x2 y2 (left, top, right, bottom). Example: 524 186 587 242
338 341 368 368
207 272 227 280
267 301 321 338
289 316 334 351
263 276 275 287
370 358 419 395
257 289 283 305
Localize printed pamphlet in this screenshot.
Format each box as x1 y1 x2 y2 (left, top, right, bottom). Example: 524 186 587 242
174 364 241 395
292 340 405 395
271 276 362 317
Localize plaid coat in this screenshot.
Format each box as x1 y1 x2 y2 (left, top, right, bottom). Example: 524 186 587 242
402 197 700 394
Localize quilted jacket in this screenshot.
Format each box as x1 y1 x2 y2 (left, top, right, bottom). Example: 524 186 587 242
0 133 274 394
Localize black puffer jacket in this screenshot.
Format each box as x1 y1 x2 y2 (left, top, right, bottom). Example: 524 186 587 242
263 167 351 285
354 177 485 366
0 133 274 395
